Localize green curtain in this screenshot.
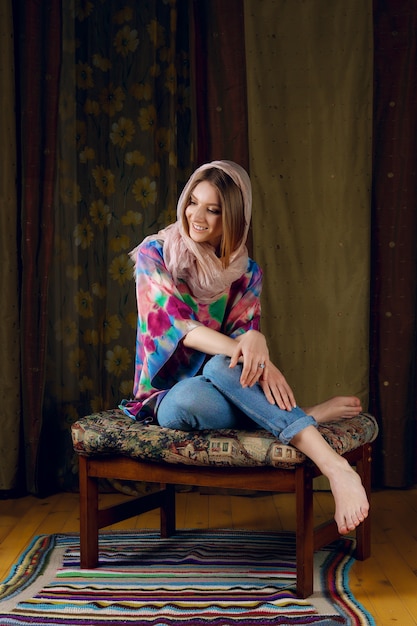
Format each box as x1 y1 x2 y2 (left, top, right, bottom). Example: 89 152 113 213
42 1 194 492
245 0 373 409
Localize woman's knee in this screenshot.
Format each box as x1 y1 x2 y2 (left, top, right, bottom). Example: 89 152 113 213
156 373 241 431
156 383 200 429
203 354 241 388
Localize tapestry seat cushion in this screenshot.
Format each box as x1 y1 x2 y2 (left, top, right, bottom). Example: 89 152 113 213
71 410 378 470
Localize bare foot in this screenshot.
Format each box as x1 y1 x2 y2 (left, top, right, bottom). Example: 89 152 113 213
289 425 369 535
304 396 362 424
326 457 369 534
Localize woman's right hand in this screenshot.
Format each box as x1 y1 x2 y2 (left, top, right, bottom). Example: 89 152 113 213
229 330 269 388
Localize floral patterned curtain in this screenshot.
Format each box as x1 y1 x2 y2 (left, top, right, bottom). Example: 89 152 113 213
42 0 193 492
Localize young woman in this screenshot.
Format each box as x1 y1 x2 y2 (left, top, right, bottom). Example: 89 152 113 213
124 160 369 535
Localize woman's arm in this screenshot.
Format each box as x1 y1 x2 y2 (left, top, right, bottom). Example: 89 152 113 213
183 326 296 411
182 324 238 358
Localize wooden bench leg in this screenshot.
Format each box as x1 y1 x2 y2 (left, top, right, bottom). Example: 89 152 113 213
79 456 99 568
295 465 314 598
354 444 372 560
161 483 176 538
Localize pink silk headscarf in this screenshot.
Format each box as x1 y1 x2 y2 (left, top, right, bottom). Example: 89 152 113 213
153 160 252 303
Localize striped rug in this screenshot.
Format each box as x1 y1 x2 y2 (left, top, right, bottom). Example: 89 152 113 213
0 530 375 625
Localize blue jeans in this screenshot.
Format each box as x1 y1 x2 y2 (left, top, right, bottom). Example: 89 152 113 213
156 354 316 444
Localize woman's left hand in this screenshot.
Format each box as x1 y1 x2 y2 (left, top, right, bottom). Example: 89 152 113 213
258 362 296 411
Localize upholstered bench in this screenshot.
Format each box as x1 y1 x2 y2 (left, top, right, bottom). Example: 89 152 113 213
71 409 378 598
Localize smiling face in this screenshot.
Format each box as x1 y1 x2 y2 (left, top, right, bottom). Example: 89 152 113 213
184 180 223 250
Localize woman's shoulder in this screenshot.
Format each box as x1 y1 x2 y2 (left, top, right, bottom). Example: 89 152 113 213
135 237 164 260
129 237 166 274
139 236 163 252
230 256 262 295
247 256 262 279
247 256 260 270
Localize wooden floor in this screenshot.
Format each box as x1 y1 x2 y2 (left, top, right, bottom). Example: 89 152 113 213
1 487 417 624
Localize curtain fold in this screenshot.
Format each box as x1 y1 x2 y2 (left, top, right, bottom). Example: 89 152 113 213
0 0 21 493
370 0 417 487
192 0 252 254
193 0 249 170
19 0 61 495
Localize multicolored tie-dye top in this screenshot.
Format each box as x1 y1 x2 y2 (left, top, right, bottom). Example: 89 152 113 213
121 238 263 420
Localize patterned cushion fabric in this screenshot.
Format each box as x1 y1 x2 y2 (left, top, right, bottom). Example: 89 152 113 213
71 410 378 469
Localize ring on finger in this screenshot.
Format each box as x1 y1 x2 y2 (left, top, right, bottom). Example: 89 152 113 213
258 362 265 369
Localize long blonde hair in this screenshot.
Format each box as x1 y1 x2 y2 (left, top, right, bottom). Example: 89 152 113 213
180 167 246 268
